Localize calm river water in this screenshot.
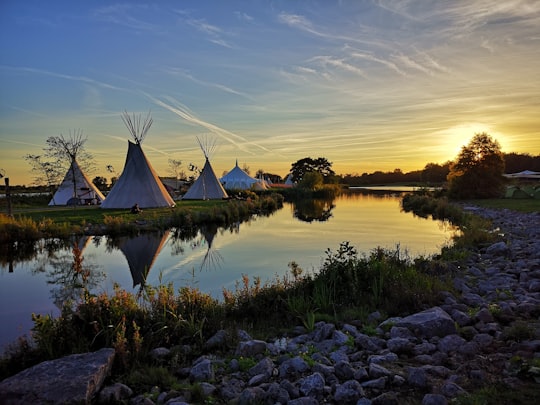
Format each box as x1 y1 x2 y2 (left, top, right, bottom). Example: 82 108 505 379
0 191 456 352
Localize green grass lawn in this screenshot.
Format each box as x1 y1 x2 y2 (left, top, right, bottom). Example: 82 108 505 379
8 200 231 226
467 198 539 213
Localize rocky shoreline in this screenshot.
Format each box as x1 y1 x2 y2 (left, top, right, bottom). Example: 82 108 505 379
1 206 539 404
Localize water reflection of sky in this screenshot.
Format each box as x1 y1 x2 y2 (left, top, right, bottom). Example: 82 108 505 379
0 193 455 352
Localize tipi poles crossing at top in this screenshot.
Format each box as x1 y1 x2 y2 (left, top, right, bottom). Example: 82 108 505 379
121 110 153 144
196 135 218 160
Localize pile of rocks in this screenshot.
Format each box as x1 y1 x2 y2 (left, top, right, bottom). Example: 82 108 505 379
1 206 539 404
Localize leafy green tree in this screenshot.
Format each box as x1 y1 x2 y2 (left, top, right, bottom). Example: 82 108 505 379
92 176 108 191
298 171 323 190
447 133 505 199
290 157 335 183
422 162 451 184
503 152 540 173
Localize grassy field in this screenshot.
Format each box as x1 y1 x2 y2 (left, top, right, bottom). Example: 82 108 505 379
467 198 539 213
5 200 231 226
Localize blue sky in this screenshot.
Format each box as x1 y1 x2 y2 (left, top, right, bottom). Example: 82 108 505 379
1 0 539 184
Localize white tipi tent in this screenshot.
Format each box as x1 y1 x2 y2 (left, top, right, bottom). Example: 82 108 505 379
220 160 260 190
49 159 105 206
183 137 228 200
252 178 269 191
284 174 295 187
101 111 175 209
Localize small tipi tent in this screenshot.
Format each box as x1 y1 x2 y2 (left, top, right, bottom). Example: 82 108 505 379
220 160 259 190
101 111 175 209
284 174 295 187
49 160 105 206
183 137 228 200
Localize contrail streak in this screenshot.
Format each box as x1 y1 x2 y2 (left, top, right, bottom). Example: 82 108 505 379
143 92 272 154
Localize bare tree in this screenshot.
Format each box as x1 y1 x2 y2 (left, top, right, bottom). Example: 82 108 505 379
24 154 63 203
168 158 184 190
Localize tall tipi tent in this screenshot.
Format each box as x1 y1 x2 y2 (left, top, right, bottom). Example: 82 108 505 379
183 137 228 200
101 111 175 209
49 160 105 206
220 160 259 190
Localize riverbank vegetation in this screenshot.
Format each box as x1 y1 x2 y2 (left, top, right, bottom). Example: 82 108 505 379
1 192 499 384
0 193 284 242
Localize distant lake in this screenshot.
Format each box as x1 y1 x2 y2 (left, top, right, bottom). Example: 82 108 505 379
0 192 456 352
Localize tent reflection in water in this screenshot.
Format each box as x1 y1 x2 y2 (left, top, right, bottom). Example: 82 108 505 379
101 111 175 209
117 231 170 288
198 223 223 271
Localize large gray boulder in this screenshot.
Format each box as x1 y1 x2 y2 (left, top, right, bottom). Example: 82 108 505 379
394 307 456 338
0 348 115 405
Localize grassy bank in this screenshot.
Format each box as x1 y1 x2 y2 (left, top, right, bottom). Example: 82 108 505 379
465 198 539 212
0 192 284 243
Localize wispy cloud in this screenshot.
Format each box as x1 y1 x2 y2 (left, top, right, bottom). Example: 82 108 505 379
175 10 234 48
143 92 272 155
234 11 254 22
93 4 157 32
162 67 253 99
1 138 46 148
0 66 123 91
392 53 431 75
278 12 391 49
1 105 48 118
349 50 408 77
309 56 367 79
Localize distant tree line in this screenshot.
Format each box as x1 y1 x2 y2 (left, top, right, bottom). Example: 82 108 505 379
504 152 540 173
338 152 539 187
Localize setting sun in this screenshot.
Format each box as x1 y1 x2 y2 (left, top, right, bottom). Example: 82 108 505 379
432 123 512 164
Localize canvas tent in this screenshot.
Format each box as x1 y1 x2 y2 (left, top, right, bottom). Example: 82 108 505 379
220 160 260 190
505 186 533 199
504 170 540 180
101 111 175 209
183 137 228 200
49 160 105 206
284 175 295 187
252 177 269 190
